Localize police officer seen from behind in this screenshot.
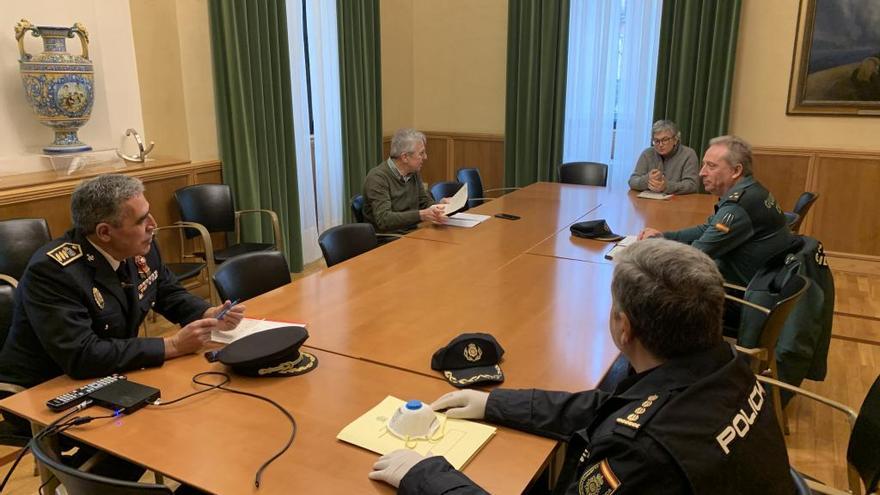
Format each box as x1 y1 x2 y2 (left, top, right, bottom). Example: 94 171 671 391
369 239 794 494
638 135 792 286
0 174 245 438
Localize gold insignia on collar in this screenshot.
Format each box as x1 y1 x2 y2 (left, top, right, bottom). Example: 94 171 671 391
463 343 483 362
46 243 83 266
578 459 620 495
86 253 95 262
92 287 105 310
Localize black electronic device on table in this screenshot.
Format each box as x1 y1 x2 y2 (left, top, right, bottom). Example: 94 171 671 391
46 374 126 412
494 213 521 220
88 379 160 413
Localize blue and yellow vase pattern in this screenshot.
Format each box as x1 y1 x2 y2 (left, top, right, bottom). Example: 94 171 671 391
15 19 94 153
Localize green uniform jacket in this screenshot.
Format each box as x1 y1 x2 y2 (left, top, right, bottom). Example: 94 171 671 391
664 176 793 286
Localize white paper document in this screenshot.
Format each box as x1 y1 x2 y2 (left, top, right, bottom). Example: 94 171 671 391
443 184 469 216
604 235 637 260
211 317 306 344
637 191 673 200
444 213 491 228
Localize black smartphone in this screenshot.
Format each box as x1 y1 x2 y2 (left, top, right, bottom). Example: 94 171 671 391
494 213 521 221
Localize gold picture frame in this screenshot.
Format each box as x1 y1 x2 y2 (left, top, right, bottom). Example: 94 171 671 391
787 0 880 116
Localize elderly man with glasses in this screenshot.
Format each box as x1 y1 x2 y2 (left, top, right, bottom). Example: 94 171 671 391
628 120 699 195
363 128 447 235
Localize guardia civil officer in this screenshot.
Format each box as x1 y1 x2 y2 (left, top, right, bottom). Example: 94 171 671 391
0 174 245 437
369 239 794 494
639 135 793 286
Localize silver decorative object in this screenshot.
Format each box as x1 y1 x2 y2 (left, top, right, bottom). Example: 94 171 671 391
116 128 154 163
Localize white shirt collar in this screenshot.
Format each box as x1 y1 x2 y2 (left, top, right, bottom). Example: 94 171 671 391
87 238 122 272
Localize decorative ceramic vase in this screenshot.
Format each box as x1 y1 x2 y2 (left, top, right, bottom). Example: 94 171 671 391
15 19 94 153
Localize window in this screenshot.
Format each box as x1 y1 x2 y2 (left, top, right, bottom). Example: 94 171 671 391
562 0 662 190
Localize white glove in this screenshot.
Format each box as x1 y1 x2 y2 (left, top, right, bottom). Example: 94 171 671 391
430 390 489 419
368 449 429 488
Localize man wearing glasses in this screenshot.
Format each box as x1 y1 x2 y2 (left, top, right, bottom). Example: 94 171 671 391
628 120 699 195
363 128 446 235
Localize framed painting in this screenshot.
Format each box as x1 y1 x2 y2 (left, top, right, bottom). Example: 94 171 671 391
787 0 880 116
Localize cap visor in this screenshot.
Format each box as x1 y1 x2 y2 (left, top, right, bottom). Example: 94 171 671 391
443 364 504 388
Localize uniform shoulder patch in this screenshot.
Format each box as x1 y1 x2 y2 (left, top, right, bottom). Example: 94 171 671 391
614 393 667 438
46 242 83 266
725 190 743 203
577 459 620 495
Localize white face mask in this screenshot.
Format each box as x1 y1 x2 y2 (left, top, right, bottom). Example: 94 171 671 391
386 400 443 446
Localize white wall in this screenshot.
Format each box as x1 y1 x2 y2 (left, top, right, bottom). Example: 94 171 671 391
0 1 144 175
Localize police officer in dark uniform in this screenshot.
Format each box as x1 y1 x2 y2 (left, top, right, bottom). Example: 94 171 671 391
0 174 245 437
639 135 792 286
368 239 795 494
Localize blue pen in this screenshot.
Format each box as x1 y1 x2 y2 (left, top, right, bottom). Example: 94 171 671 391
216 299 239 320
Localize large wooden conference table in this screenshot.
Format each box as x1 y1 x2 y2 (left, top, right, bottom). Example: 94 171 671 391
1 182 716 493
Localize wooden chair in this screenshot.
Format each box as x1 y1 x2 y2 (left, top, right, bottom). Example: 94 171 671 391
152 222 219 306
174 184 282 264
725 272 810 434
758 374 880 495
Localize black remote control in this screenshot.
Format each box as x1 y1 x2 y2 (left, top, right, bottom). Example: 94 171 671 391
46 374 127 412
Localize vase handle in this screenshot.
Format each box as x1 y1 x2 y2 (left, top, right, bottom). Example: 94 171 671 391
14 19 38 61
69 22 90 60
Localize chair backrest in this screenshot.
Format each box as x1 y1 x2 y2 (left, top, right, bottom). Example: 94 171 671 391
429 181 465 205
456 168 485 209
559 162 609 186
0 218 51 280
849 374 880 494
212 250 291 302
792 192 819 216
739 265 811 373
788 192 818 233
174 184 236 238
0 276 15 350
318 223 378 268
350 194 366 223
30 434 173 494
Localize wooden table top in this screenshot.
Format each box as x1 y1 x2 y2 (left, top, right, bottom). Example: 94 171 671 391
0 350 556 494
528 189 716 263
1 182 716 493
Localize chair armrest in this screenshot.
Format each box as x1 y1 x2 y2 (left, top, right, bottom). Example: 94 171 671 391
0 382 25 394
235 209 284 254
723 281 748 292
804 479 853 495
724 294 772 314
0 274 18 288
376 233 404 239
160 222 219 305
755 376 857 428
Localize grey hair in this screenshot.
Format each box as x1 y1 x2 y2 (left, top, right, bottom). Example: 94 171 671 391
709 135 753 176
651 120 680 140
611 238 724 359
71 174 145 234
389 128 426 158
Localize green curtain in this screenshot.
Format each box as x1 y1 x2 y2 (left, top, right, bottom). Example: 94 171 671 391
209 0 303 271
337 0 383 221
504 0 571 187
653 0 742 161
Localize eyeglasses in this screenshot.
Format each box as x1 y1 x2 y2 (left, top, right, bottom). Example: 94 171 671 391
652 136 675 146
406 150 428 158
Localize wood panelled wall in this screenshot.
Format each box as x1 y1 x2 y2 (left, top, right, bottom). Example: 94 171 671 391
752 147 880 259
0 159 223 265
382 132 505 191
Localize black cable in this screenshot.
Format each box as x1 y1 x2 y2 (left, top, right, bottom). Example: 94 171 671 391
0 404 87 491
153 371 297 488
